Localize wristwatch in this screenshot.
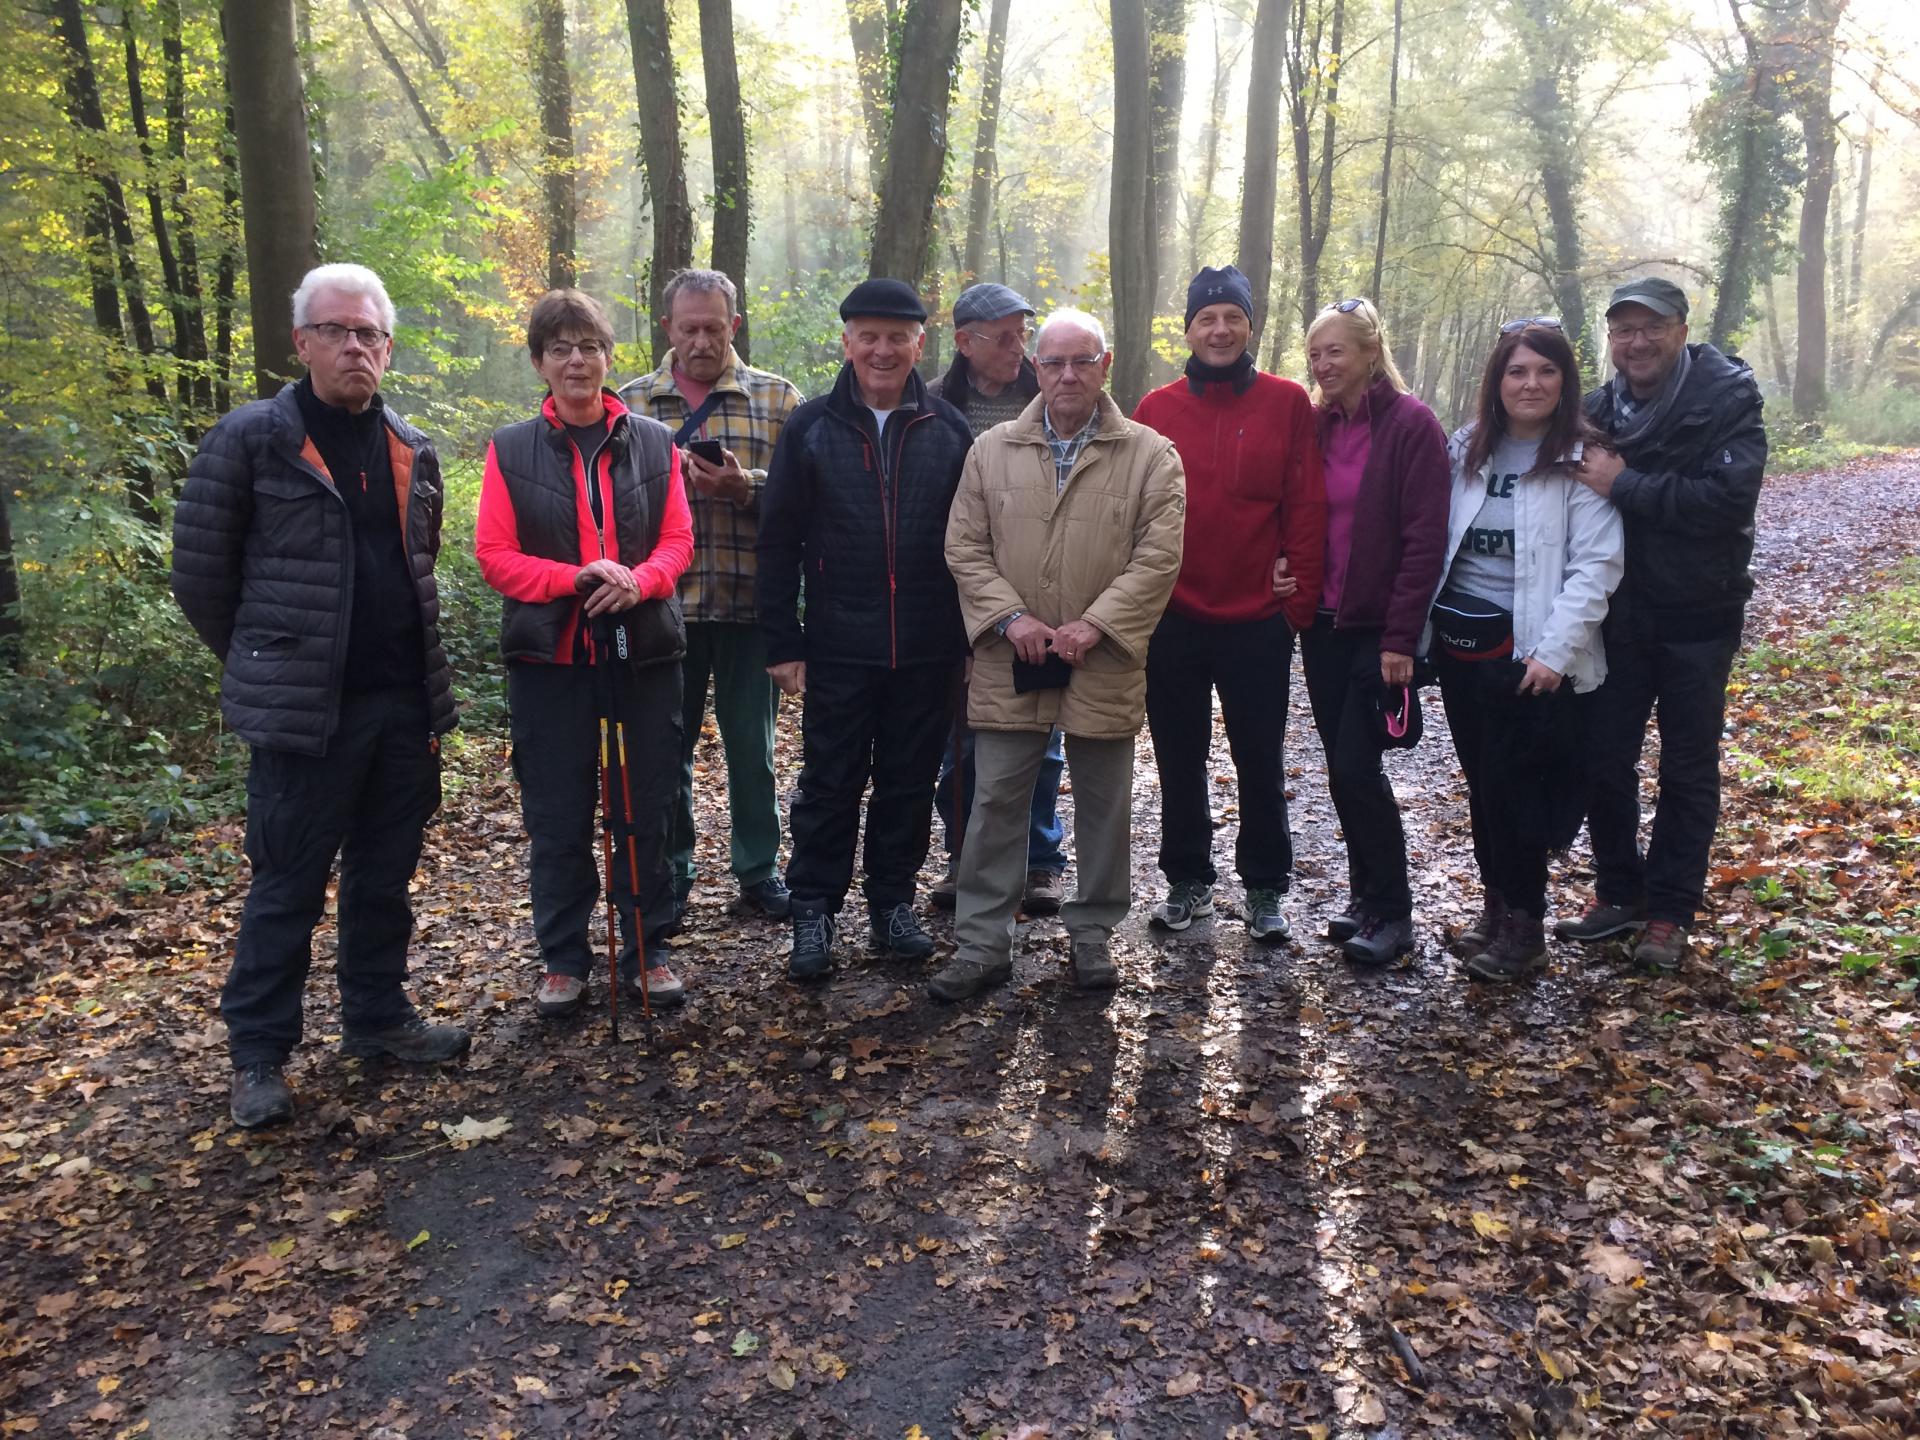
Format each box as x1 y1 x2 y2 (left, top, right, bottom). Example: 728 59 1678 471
995 610 1025 637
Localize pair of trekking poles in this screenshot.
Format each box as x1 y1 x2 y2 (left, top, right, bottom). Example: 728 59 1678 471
590 614 654 1049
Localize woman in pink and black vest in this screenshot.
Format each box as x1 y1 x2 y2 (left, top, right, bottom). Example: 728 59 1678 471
1301 299 1450 966
476 289 693 1020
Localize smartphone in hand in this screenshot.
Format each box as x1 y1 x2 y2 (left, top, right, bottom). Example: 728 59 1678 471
687 438 727 466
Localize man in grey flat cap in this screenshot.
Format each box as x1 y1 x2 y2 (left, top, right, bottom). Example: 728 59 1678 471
926 283 1068 918
1561 276 1767 973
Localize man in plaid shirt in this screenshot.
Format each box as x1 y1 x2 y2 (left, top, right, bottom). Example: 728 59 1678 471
619 270 801 924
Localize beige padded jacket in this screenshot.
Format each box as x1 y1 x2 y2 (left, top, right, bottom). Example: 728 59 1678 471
945 391 1186 739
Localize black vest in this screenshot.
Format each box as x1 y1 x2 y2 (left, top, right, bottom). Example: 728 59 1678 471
490 409 686 667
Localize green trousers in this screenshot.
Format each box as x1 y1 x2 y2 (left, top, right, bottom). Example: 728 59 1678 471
669 621 781 895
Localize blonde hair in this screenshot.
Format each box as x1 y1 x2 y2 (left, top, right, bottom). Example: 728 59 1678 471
1305 298 1409 404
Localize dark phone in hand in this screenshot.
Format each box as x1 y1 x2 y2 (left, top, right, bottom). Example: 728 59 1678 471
687 439 727 465
1012 654 1073 693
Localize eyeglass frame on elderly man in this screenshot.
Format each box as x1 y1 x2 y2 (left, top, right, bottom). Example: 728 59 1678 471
303 321 392 349
1033 353 1108 374
958 324 1033 352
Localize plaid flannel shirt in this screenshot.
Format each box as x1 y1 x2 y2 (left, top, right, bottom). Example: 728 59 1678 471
617 347 801 623
1043 406 1098 493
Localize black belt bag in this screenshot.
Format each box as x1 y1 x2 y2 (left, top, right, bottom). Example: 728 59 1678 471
1431 587 1514 662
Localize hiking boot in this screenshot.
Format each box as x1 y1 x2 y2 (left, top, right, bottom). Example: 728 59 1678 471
1244 888 1291 942
1150 880 1214 932
1462 910 1548 982
230 1062 293 1129
1553 900 1646 943
1455 892 1509 957
928 952 1013 1002
1633 919 1689 973
930 863 959 912
871 901 936 962
1326 898 1365 943
740 876 792 919
1069 938 1120 990
624 958 688 1009
1342 914 1415 968
533 972 586 1019
788 907 835 982
339 1016 472 1063
1023 869 1067 916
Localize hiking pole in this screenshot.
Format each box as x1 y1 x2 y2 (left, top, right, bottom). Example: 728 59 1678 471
611 689 656 1051
594 641 622 1046
597 615 655 1049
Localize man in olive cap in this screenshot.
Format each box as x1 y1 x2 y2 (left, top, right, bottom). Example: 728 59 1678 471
757 279 975 980
926 282 1068 918
1562 277 1767 972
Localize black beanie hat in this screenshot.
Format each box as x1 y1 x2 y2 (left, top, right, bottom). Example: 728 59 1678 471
1185 265 1254 328
839 277 928 323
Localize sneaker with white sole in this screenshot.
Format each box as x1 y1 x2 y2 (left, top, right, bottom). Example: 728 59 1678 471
534 972 586 1019
1244 888 1291 942
1150 880 1214 932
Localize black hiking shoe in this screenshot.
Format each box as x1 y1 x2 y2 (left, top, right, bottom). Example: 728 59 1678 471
1326 897 1365 943
339 1017 472 1063
1454 892 1509 957
788 907 835 981
1553 900 1646 943
230 1062 294 1129
740 876 792 919
1462 910 1549 982
871 901 935 962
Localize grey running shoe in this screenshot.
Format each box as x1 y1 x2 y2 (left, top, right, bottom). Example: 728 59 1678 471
1150 880 1214 932
1244 888 1291 942
1342 914 1414 967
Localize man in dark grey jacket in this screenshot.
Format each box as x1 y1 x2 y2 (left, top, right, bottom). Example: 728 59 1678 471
172 262 467 1129
1565 277 1768 972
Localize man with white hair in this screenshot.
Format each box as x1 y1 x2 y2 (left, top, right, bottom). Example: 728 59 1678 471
173 262 467 1129
756 278 975 981
930 309 1186 1000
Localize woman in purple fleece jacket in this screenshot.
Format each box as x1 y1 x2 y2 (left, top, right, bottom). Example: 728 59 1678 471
1301 299 1450 966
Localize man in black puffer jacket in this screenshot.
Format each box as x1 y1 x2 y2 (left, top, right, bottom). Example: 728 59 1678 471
171 263 467 1130
757 278 973 980
1564 277 1769 973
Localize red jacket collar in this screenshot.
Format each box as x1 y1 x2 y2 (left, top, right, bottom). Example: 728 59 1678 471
541 388 630 428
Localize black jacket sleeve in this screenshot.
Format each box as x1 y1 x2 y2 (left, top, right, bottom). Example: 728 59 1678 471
755 407 814 666
1611 378 1767 537
170 407 258 659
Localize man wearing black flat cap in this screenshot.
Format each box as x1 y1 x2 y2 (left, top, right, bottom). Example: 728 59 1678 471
1562 276 1768 973
757 278 975 980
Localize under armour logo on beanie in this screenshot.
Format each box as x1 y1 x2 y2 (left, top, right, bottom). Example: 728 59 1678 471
1185 265 1254 328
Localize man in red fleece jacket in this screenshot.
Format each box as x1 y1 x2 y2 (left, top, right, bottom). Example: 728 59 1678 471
1133 265 1328 941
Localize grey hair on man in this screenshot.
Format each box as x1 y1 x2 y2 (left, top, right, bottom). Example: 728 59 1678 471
663 267 739 317
1037 308 1108 353
292 263 396 332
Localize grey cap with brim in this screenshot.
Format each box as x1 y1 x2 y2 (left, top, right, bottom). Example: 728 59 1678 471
1606 276 1689 320
952 282 1035 329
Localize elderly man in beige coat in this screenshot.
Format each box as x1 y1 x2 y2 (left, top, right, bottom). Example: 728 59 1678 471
929 309 1186 1001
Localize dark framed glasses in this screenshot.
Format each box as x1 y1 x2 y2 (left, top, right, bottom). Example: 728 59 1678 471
1500 316 1563 334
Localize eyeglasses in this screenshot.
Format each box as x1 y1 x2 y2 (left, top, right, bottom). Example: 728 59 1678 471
545 339 608 361
1607 319 1676 343
960 325 1032 352
1034 354 1107 374
1500 316 1563 334
305 321 390 349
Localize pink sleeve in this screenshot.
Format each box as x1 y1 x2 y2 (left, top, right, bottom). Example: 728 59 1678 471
474 439 583 602
632 447 693 600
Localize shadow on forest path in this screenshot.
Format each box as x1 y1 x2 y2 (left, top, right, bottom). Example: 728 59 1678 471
4 456 1920 1439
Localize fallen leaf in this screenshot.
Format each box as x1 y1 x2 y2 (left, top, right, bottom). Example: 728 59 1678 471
768 1361 796 1391
441 1115 512 1143
406 1230 430 1250
1166 1371 1201 1397
1471 1210 1510 1240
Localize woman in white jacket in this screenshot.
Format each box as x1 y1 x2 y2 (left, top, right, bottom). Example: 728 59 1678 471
1427 319 1624 980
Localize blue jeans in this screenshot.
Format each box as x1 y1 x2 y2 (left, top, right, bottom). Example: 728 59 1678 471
935 723 1067 873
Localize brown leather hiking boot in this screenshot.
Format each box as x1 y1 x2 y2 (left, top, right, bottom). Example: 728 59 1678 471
1462 910 1548 982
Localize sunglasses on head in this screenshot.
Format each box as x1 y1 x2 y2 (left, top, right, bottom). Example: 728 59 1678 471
1327 298 1365 314
1500 316 1563 334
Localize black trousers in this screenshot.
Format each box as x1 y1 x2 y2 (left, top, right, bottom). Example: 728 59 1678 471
1436 654 1551 916
223 687 441 1066
1299 615 1412 921
508 658 682 981
1580 617 1739 926
785 659 954 914
1145 607 1295 889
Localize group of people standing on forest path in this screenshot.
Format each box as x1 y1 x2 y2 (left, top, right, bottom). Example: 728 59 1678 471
172 257 1766 1129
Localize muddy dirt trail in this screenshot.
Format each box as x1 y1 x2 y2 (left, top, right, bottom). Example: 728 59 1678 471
4 456 1918 1439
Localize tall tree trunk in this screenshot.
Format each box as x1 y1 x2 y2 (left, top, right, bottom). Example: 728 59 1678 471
1515 0 1587 351
122 11 187 370
626 0 694 362
1147 0 1188 306
962 0 1012 286
532 0 575 288
1110 0 1155 413
222 0 319 399
1185 9 1239 279
1706 7 1772 351
1789 0 1845 417
1369 0 1403 300
159 0 210 419
1762 273 1792 394
700 0 752 360
1238 0 1287 344
846 0 894 194
1286 0 1343 326
867 0 966 293
1838 108 1873 390
353 0 454 165
214 36 241 416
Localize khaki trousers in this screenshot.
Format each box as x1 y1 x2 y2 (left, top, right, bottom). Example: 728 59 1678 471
954 729 1135 965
